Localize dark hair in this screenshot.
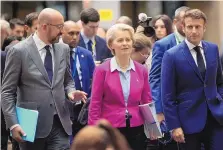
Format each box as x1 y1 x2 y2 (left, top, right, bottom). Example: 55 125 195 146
24 12 39 27
152 14 173 37
184 9 207 24
80 8 100 24
9 18 24 29
2 36 21 51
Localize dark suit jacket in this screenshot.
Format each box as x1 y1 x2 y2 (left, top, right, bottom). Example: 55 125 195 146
1 36 75 138
149 33 177 113
161 40 223 134
78 34 112 62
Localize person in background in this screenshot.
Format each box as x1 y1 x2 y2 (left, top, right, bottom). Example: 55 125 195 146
131 33 152 70
61 20 95 142
97 27 106 39
24 12 39 38
116 16 133 27
149 6 190 150
71 119 131 150
162 9 223 150
78 8 112 63
1 19 11 150
9 18 25 40
150 6 190 123
88 23 155 150
2 35 21 51
151 14 173 41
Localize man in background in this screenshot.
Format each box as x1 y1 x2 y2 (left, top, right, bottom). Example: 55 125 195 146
78 8 112 63
61 20 95 142
9 18 24 40
24 12 39 37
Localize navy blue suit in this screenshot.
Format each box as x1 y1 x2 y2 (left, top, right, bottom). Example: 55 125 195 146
78 34 112 62
162 40 223 149
69 46 95 139
150 33 177 113
71 46 95 97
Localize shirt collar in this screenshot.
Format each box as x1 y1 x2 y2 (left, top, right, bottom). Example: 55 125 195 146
174 28 185 43
33 32 53 51
80 30 95 44
185 38 203 51
110 57 135 72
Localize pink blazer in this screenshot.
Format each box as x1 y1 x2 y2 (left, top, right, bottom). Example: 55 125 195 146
88 60 152 128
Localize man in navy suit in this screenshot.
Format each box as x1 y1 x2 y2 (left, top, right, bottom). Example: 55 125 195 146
61 20 95 141
150 6 190 123
162 9 223 150
78 8 112 63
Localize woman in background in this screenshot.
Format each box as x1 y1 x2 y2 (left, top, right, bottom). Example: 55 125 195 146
88 23 154 150
151 14 173 41
131 33 152 71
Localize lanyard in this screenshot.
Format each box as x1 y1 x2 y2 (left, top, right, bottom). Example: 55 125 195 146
72 51 77 78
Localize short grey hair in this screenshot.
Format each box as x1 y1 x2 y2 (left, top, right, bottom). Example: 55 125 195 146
116 16 133 26
106 23 134 55
0 19 10 33
175 6 190 18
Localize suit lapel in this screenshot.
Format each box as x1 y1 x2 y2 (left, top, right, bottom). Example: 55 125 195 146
202 42 211 82
52 44 61 86
181 41 204 83
128 69 138 105
25 36 51 85
112 70 125 106
79 35 87 49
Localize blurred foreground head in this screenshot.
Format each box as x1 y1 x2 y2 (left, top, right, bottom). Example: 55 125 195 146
71 119 131 150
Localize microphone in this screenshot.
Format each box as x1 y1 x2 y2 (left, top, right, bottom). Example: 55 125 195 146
138 13 148 22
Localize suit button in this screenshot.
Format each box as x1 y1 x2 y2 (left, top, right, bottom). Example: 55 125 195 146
204 84 207 87
50 104 53 106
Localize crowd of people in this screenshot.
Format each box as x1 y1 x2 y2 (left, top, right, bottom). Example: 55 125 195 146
1 5 223 150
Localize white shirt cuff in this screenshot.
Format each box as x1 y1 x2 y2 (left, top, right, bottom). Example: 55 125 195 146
10 124 20 131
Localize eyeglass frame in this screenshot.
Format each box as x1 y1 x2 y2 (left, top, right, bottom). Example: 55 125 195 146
46 23 64 30
139 51 150 59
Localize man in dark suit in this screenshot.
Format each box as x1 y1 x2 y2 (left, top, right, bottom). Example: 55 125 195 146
78 8 112 63
1 8 87 150
61 20 95 140
150 6 190 123
162 9 223 150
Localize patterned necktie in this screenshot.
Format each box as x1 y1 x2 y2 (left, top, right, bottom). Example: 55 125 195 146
194 46 206 79
87 40 93 53
44 45 53 83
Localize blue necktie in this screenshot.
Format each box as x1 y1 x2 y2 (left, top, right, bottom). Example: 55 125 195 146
87 40 93 53
44 45 53 83
194 46 206 80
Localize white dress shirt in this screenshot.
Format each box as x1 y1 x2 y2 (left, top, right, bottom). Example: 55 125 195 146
185 38 206 68
33 33 55 71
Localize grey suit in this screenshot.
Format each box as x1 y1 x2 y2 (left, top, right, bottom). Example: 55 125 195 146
1 36 75 140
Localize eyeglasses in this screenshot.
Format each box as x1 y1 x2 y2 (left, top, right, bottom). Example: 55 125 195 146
139 52 150 59
47 23 64 30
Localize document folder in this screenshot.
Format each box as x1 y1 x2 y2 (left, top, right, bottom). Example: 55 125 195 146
139 102 162 138
15 106 39 142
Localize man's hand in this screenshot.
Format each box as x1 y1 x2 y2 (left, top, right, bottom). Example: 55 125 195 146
172 127 185 143
68 90 87 103
156 113 165 123
11 126 26 143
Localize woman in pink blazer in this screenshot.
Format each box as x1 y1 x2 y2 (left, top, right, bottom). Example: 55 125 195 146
88 24 153 150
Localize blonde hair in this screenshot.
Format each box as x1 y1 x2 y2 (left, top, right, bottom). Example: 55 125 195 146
106 23 134 55
133 33 152 52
